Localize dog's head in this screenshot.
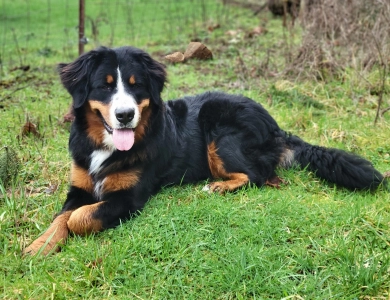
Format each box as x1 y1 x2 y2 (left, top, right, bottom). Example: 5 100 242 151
59 46 166 151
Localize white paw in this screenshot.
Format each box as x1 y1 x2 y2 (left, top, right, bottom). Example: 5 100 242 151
202 184 210 192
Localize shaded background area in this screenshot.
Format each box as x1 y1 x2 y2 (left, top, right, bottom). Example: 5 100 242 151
2 0 389 76
1 0 231 68
2 0 389 121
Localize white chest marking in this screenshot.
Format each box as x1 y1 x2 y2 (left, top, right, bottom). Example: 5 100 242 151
89 149 113 175
94 180 105 200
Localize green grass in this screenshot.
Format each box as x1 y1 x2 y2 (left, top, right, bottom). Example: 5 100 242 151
0 0 227 69
1 1 390 299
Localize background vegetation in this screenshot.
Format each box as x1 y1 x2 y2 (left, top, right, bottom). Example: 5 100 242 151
1 0 389 299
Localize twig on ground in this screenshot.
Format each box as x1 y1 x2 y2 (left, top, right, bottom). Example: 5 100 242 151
0 85 29 103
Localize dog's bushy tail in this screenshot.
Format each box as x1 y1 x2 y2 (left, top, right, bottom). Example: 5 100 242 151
285 134 385 190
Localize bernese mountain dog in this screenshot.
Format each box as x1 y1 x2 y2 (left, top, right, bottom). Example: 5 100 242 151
24 46 385 255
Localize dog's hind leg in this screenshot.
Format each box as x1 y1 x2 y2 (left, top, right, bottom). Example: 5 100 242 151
203 141 250 193
198 94 286 193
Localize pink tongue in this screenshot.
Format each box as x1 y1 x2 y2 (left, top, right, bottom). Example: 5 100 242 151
112 129 135 151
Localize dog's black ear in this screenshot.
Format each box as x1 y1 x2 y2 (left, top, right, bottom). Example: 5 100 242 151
140 51 167 106
58 49 103 109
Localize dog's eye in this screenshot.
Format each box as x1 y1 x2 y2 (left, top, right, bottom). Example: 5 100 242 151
101 85 112 91
131 82 142 88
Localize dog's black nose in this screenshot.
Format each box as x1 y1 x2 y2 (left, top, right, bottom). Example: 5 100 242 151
115 108 135 125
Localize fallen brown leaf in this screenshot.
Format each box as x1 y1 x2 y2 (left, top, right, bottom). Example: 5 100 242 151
86 258 103 269
248 26 268 37
21 121 40 137
265 176 287 189
207 23 220 32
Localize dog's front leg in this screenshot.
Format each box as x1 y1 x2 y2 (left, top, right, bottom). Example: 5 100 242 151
23 211 72 256
23 162 96 256
23 187 96 256
66 188 147 235
66 167 147 234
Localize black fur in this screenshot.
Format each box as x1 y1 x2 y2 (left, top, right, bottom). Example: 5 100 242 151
27 46 386 252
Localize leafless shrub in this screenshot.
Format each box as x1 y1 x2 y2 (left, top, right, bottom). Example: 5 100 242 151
286 0 390 82
268 0 301 26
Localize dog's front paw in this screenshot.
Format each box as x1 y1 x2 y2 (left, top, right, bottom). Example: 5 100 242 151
23 238 61 256
23 211 72 256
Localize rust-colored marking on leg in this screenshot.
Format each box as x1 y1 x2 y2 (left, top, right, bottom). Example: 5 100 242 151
67 202 104 236
23 211 73 256
71 162 93 193
207 141 227 178
206 141 249 193
207 173 249 194
102 169 141 193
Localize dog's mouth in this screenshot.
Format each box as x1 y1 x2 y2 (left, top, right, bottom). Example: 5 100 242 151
97 111 135 151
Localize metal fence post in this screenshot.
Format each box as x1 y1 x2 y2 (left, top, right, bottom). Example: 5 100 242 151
78 0 85 56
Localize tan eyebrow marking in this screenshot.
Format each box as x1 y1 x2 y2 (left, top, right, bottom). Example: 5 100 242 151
106 75 114 84
129 75 136 85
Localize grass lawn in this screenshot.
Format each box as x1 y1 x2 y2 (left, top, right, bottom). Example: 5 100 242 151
1 1 389 299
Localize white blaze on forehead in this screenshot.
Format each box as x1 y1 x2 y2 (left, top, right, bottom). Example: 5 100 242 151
109 67 140 129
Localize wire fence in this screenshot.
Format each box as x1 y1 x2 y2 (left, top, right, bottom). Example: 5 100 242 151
0 0 234 70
